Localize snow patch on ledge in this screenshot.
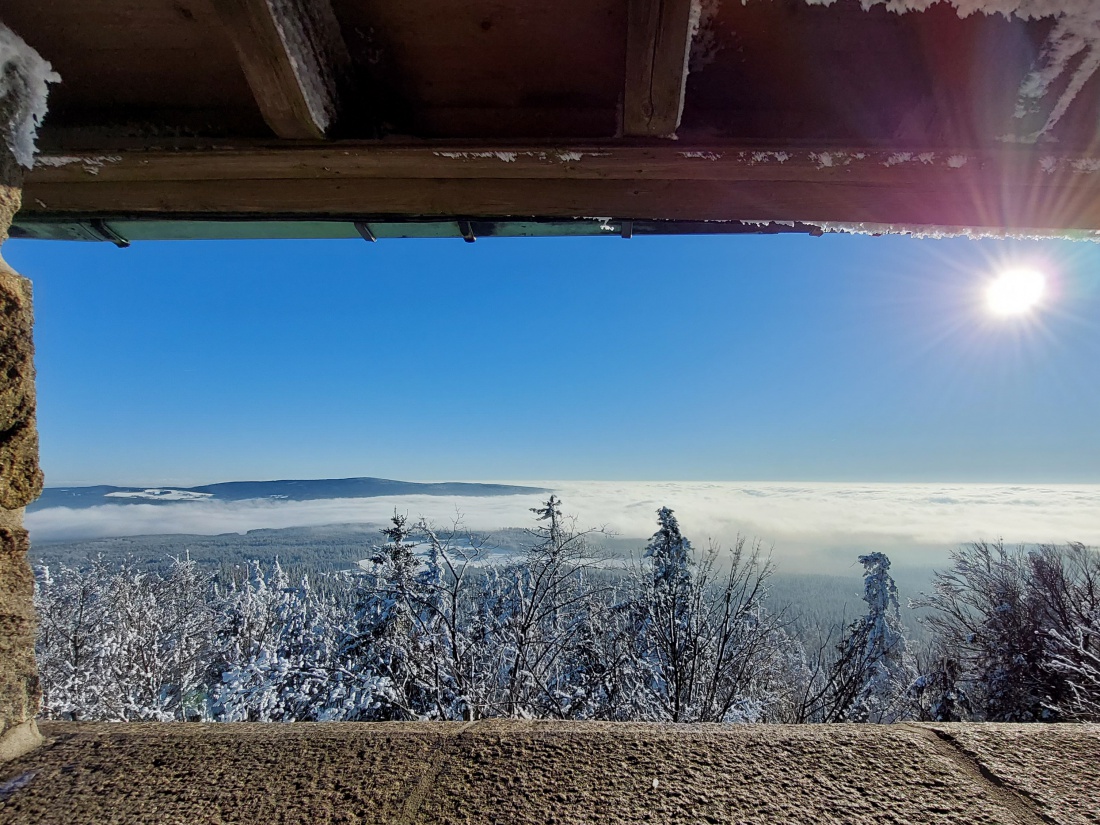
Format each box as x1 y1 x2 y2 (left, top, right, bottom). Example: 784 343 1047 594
433 150 609 164
435 151 517 162
808 220 1100 241
0 24 61 168
1036 155 1100 174
748 151 791 164
581 217 618 231
742 219 797 227
35 155 122 175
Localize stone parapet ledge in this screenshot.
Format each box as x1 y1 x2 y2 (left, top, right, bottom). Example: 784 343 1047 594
0 721 1097 824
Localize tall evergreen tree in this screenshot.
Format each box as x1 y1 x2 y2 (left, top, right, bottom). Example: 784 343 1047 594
828 552 915 722
637 507 698 721
340 512 429 719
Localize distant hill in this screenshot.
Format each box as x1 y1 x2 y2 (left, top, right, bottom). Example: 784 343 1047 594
29 477 550 511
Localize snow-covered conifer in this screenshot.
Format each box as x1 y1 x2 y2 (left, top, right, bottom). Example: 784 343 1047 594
631 510 790 722
483 497 605 718
827 552 915 723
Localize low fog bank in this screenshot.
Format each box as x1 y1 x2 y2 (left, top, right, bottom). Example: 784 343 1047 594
27 480 1100 575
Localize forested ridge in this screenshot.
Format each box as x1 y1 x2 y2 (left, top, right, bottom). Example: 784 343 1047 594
33 498 1100 724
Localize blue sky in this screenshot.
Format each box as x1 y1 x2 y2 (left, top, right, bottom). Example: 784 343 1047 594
8 232 1100 487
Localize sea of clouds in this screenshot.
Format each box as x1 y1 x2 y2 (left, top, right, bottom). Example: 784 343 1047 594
26 481 1100 571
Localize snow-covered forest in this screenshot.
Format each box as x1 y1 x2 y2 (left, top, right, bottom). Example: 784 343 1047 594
33 498 1100 724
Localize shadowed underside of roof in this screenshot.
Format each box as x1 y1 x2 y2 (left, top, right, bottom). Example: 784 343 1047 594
0 721 1097 823
4 0 1100 240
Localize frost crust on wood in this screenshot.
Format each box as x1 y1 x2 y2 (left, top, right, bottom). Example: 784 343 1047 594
806 220 1100 241
793 0 1100 141
263 0 346 135
0 24 60 169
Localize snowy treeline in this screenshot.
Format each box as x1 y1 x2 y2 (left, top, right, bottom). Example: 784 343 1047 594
33 499 1100 724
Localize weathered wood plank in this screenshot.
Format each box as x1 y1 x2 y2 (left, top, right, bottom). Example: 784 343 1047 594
27 144 1100 188
21 175 1100 233
623 0 696 137
24 143 1100 231
212 0 351 140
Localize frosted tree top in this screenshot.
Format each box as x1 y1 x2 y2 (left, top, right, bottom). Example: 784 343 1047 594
0 23 60 169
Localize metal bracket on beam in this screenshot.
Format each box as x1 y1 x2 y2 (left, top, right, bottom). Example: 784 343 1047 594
88 220 130 248
354 221 377 242
621 220 633 239
457 220 476 243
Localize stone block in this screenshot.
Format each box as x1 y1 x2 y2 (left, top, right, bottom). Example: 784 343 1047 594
0 269 41 511
0 527 39 748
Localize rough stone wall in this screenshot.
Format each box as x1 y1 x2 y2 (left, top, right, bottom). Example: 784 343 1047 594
0 144 44 762
1 722 1098 824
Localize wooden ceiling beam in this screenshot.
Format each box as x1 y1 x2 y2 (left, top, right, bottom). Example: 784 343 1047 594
21 176 1099 233
21 144 1100 233
212 0 351 140
25 143 1097 186
22 144 1100 232
623 0 696 137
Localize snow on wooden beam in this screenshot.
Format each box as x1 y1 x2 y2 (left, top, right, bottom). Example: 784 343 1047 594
212 0 351 140
22 143 1100 233
22 176 1100 235
25 144 1099 185
623 0 696 137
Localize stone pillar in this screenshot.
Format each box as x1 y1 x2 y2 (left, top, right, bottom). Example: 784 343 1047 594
0 142 45 762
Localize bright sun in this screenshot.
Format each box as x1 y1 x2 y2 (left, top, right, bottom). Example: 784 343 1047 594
986 268 1046 317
